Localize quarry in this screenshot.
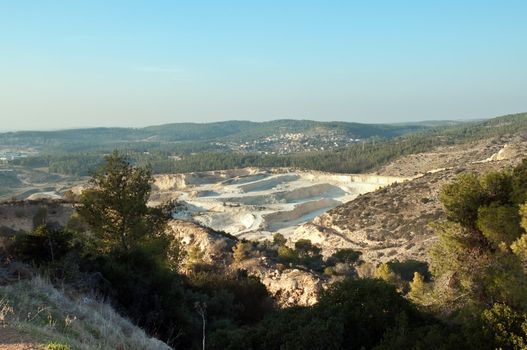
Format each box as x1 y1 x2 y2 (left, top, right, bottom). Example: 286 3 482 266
152 168 409 240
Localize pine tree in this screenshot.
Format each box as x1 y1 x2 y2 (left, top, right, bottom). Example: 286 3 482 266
77 151 168 252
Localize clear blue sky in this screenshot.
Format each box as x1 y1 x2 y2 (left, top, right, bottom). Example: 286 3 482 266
1 1 526 130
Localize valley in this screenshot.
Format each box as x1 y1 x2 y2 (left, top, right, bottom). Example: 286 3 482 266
1 114 527 349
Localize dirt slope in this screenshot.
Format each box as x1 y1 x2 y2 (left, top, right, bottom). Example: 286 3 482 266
291 139 527 265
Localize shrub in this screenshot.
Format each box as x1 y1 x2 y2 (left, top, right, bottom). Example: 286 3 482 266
233 241 253 263
327 248 362 266
32 206 48 228
277 245 297 265
11 225 74 265
92 247 190 347
46 342 71 350
387 259 430 282
272 233 287 246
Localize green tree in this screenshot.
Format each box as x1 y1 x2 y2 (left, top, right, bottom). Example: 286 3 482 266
481 303 527 350
477 203 522 246
439 173 485 227
430 161 527 313
77 151 168 252
512 234 527 263
512 159 527 204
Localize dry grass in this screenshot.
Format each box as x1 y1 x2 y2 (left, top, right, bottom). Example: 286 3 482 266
0 277 171 350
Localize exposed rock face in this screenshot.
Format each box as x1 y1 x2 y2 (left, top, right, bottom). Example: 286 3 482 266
168 219 236 265
153 174 188 191
156 168 409 239
486 143 526 162
153 168 262 191
254 267 324 307
167 219 325 306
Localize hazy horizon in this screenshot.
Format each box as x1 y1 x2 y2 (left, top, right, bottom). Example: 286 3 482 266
1 1 527 130
0 114 503 133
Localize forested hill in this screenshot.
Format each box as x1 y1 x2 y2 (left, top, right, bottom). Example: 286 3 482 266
143 119 441 142
0 119 445 149
4 113 527 177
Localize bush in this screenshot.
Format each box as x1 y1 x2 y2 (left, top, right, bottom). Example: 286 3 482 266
327 248 362 266
32 206 48 228
188 270 273 326
11 225 74 265
209 278 460 350
46 342 72 350
387 259 430 282
277 245 297 265
233 241 253 263
272 233 287 246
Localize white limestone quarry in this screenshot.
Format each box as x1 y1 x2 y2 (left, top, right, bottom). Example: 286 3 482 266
153 168 409 239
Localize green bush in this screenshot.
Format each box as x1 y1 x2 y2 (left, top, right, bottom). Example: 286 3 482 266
12 225 74 265
209 278 464 350
327 248 362 265
46 342 71 350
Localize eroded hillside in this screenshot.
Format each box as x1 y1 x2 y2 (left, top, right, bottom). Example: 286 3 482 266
291 136 527 265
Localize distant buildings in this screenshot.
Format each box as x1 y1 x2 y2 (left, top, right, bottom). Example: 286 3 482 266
0 150 30 164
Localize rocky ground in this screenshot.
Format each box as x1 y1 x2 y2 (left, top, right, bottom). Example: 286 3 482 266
152 168 407 240
168 219 326 306
290 137 527 266
377 134 526 177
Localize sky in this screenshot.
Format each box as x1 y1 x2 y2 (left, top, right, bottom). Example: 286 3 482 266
1 1 527 130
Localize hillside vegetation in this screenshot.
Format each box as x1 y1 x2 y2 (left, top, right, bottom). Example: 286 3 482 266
157 112 527 174
4 151 527 348
0 277 170 350
7 113 526 177
0 119 432 148
2 118 449 177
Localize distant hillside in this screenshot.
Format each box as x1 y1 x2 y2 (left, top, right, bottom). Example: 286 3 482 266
0 119 441 149
2 113 526 180
150 113 527 174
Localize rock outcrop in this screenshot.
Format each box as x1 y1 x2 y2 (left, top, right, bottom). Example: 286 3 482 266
167 219 326 306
